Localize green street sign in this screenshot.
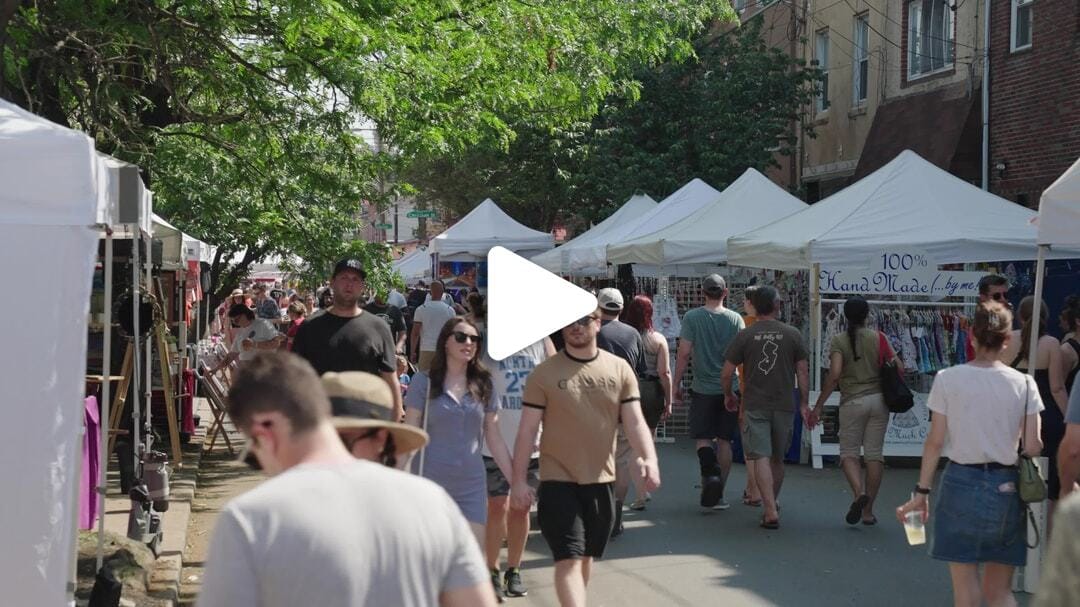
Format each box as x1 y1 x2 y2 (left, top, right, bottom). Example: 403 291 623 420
375 223 394 230
406 209 437 219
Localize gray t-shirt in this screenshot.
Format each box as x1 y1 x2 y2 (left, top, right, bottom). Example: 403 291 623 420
598 319 647 377
725 319 809 411
1067 374 1080 424
198 460 487 607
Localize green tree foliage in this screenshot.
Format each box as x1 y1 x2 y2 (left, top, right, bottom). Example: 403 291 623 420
0 0 731 300
405 18 820 230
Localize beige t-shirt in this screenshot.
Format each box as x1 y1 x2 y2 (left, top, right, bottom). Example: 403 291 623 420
829 328 884 403
523 350 639 484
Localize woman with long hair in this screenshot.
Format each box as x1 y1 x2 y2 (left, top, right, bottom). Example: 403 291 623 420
405 317 514 546
999 296 1069 509
898 302 1041 604
623 295 671 510
1060 295 1080 394
812 296 901 525
899 302 1043 607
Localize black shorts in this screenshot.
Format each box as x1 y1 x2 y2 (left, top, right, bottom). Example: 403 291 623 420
639 377 665 430
537 481 615 562
688 391 737 441
484 456 539 498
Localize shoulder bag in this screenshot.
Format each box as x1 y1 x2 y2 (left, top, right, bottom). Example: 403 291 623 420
1017 377 1047 548
877 332 914 413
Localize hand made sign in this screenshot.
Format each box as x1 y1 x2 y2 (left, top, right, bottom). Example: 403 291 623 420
820 250 987 297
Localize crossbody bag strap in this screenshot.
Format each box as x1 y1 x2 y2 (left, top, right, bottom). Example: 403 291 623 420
418 375 431 477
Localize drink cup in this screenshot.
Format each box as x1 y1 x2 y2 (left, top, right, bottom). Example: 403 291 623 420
904 509 926 546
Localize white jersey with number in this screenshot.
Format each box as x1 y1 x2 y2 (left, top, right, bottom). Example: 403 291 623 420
482 340 547 458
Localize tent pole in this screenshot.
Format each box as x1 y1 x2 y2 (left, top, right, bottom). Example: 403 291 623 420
144 245 153 457
811 264 821 392
1023 245 1048 593
131 231 142 479
96 229 114 571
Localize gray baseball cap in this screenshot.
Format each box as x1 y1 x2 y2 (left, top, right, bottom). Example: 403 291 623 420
702 274 727 294
597 288 624 311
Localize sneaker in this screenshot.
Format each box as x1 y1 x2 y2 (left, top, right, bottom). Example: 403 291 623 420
610 521 625 539
504 568 528 597
712 499 731 511
700 475 724 508
491 569 504 603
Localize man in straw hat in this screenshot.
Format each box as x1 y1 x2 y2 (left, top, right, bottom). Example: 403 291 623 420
199 352 495 607
321 371 429 467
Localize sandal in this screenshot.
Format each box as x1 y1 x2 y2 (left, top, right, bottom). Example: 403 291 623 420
846 495 870 525
861 516 878 526
628 498 647 511
760 517 780 530
741 491 763 507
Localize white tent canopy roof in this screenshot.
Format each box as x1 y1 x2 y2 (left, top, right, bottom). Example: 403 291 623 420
531 193 657 273
429 198 554 260
392 247 433 283
152 213 214 266
1036 157 1080 247
727 150 1080 270
608 169 807 265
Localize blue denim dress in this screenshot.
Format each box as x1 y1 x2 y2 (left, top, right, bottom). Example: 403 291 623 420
406 372 497 524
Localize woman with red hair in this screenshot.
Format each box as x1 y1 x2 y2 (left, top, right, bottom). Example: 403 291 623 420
623 295 672 510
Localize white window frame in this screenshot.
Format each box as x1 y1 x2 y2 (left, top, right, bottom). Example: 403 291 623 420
1011 0 1033 52
815 29 830 114
853 14 869 105
907 0 955 80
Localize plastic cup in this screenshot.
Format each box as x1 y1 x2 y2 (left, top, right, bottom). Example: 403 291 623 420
903 510 926 546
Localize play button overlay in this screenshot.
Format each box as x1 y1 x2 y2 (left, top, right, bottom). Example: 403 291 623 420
486 246 598 361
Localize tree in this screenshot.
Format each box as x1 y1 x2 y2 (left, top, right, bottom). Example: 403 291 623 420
1 0 732 304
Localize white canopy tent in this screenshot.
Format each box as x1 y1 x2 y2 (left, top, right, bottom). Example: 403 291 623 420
531 193 657 274
392 247 433 284
608 169 808 265
429 198 554 261
0 99 107 605
727 150 1076 270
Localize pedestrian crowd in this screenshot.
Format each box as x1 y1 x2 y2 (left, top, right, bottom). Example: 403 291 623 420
196 262 1080 607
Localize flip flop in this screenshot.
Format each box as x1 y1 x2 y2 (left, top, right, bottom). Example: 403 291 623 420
846 495 870 525
861 516 878 526
741 491 763 507
760 517 780 530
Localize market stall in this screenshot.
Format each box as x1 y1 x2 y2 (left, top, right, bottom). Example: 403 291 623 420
0 98 112 606
531 192 657 275
392 247 433 284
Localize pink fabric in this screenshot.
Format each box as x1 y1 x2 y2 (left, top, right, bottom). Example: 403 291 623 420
79 396 100 530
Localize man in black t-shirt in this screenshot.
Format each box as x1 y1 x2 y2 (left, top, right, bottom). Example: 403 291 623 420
292 259 403 421
364 291 407 354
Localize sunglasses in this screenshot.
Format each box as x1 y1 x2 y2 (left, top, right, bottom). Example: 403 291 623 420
452 331 481 344
990 293 1005 301
342 428 381 451
573 315 599 327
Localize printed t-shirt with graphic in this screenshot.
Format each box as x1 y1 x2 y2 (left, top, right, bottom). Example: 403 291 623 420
197 460 488 607
829 327 884 403
679 307 744 395
413 301 456 352
363 301 407 337
483 340 548 458
522 350 640 484
291 311 397 376
725 319 808 412
232 318 280 361
255 296 280 321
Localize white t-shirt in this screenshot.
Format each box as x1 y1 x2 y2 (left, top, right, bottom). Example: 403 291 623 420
232 318 280 361
424 292 456 307
482 340 548 458
414 301 456 351
927 363 1044 466
198 460 488 607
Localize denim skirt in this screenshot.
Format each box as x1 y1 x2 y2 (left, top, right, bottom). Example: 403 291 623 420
929 462 1026 566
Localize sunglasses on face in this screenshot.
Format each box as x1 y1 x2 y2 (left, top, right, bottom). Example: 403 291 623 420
573 315 599 327
342 428 381 451
990 293 1005 301
452 331 481 344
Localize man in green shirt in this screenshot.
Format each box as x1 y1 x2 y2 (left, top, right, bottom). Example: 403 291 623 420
673 274 745 510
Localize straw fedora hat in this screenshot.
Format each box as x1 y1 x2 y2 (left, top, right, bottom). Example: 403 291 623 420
321 371 428 456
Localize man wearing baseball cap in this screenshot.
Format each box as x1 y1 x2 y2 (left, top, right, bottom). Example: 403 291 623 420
292 258 403 421
322 371 429 467
673 273 745 511
595 288 647 538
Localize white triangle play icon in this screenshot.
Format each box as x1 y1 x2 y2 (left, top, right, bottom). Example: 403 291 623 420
486 246 598 361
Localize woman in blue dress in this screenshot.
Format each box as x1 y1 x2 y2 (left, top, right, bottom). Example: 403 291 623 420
405 316 514 546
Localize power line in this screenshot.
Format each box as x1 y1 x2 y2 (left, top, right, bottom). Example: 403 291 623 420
852 0 983 53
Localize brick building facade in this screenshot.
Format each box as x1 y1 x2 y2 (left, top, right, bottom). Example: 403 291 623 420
988 0 1080 207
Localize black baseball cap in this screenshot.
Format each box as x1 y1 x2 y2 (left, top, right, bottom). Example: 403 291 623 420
332 258 367 279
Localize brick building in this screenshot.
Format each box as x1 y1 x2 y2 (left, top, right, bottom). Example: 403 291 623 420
988 0 1080 207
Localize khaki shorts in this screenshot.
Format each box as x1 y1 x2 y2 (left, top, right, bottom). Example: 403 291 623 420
741 409 794 461
838 392 890 462
417 350 437 373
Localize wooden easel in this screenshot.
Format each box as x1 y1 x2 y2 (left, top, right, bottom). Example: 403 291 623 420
107 342 134 457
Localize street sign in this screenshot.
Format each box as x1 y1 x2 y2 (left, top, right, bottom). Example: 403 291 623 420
374 223 394 230
406 209 437 219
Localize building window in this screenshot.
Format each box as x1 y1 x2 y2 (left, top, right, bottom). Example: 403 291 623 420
853 15 869 104
1011 0 1033 51
815 30 830 113
908 0 954 78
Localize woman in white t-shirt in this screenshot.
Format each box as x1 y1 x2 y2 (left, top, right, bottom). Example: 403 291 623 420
897 302 1043 607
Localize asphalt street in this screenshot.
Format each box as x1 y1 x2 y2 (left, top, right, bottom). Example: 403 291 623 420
506 441 1033 607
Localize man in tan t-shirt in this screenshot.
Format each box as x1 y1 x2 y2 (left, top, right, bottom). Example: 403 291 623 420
510 309 660 607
